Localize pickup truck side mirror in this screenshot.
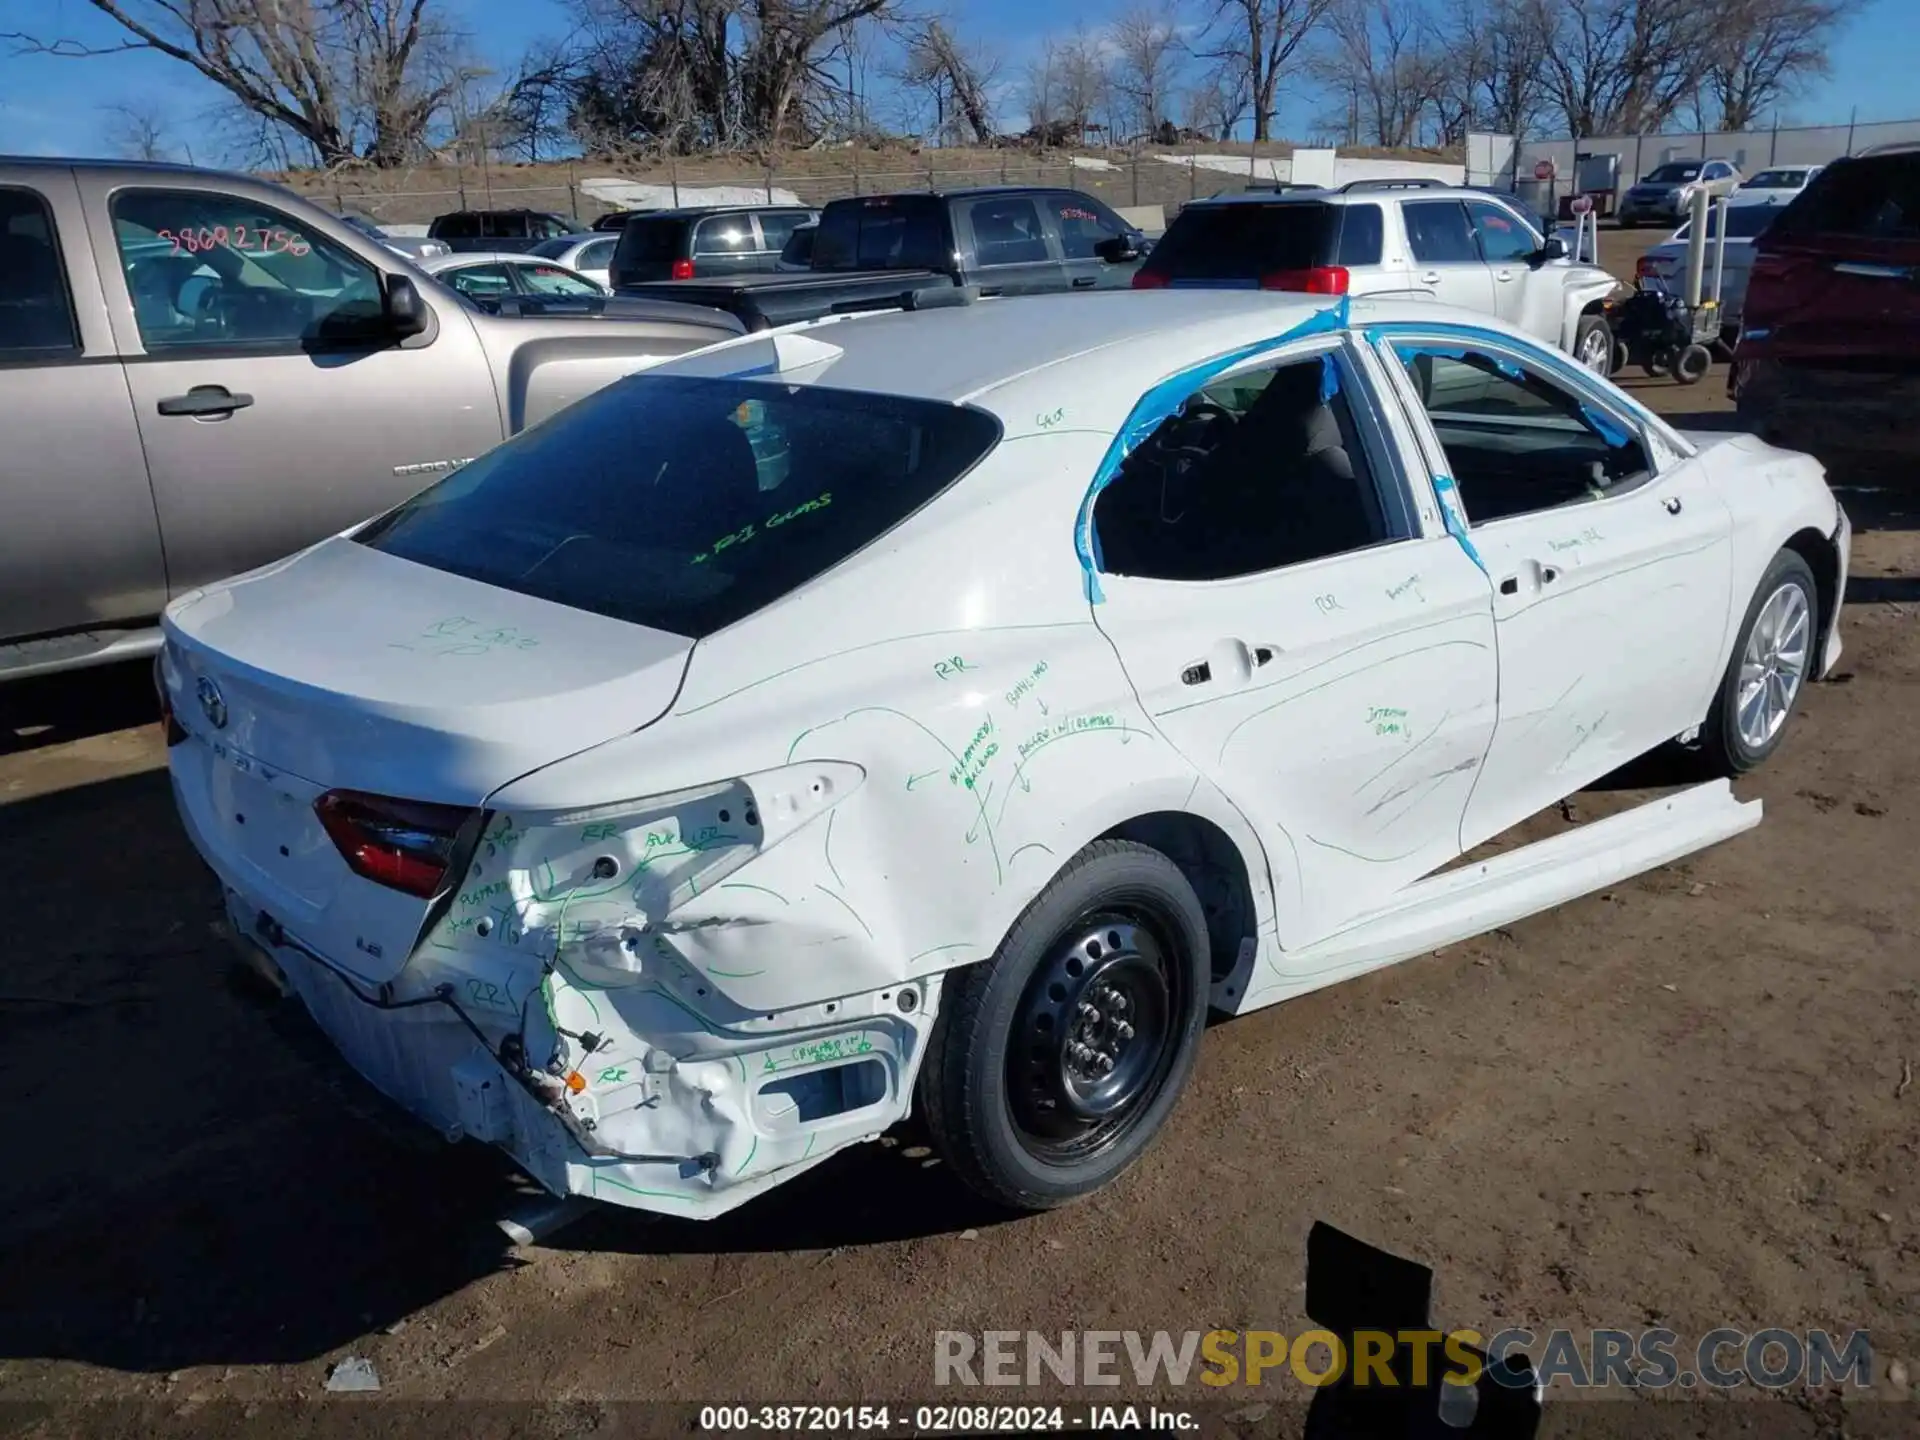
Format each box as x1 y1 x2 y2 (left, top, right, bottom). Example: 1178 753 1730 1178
1095 233 1143 264
384 273 429 337
1533 235 1569 265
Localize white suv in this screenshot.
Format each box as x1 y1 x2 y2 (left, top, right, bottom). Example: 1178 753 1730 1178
1136 179 1622 374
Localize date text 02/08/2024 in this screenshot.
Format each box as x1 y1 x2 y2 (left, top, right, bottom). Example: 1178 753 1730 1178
697 1404 1201 1433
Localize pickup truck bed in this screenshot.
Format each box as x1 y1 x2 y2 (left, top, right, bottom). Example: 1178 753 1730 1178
0 160 742 682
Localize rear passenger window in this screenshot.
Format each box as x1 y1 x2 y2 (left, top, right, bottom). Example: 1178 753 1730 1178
1402 201 1479 263
1389 341 1651 523
0 187 78 354
968 196 1050 266
694 216 755 255
757 212 811 251
1331 203 1383 265
1093 352 1402 581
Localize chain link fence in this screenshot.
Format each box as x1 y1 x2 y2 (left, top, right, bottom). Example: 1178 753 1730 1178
285 149 1327 230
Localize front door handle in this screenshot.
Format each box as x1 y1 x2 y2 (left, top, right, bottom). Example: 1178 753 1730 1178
1419 270 1442 285
157 385 254 418
1493 268 1514 282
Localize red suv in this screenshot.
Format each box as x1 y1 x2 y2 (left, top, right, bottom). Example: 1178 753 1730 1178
1731 144 1920 469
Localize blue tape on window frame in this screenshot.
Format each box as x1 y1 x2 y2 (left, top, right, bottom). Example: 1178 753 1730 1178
1075 296 1351 603
1430 474 1486 574
1319 352 1340 403
1579 404 1633 448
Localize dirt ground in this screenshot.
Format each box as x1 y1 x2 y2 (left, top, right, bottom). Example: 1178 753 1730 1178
1 232 1916 1438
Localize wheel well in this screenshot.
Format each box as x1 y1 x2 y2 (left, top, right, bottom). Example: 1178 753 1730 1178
1098 811 1254 983
1783 526 1839 656
1581 298 1610 317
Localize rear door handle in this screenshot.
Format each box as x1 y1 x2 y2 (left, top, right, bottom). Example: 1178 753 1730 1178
1071 275 1098 288
1419 270 1442 285
157 385 253 418
1499 575 1519 595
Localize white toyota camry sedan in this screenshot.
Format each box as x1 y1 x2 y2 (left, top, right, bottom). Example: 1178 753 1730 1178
158 290 1849 1219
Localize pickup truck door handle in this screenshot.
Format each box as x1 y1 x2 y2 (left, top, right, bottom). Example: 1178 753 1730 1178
157 385 254 418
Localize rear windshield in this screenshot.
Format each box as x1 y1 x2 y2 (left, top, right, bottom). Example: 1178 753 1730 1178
529 237 575 259
1774 153 1920 241
1140 201 1380 280
616 218 686 265
813 197 949 272
1645 164 1702 183
1674 206 1779 240
354 376 1002 637
1744 169 1809 189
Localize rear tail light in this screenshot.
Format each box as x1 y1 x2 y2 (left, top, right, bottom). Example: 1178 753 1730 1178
154 654 187 746
1259 265 1350 295
670 258 694 280
315 789 476 898
1131 269 1170 289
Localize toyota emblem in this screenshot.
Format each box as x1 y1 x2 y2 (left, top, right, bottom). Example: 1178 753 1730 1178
196 676 228 730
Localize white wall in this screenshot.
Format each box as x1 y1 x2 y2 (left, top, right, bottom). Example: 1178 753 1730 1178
1499 116 1920 195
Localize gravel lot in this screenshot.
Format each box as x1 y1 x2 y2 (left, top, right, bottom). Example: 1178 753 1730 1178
1 232 1914 1436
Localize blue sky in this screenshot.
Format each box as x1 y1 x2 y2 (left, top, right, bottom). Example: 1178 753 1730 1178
1 0 1913 160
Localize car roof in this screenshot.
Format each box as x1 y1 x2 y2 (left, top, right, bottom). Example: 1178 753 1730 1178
417 251 574 271
653 291 1538 413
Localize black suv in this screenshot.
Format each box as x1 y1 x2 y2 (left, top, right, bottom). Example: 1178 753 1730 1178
426 209 577 254
608 206 819 286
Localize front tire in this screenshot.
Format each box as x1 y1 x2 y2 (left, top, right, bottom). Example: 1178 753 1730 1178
918 840 1210 1210
1699 549 1818 774
1574 314 1614 376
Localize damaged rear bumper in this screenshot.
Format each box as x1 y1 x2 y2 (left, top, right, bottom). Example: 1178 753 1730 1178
206 873 935 1219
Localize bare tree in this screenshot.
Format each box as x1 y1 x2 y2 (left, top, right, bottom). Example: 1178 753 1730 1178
1184 62 1250 139
1110 2 1185 141
1707 0 1857 129
6 0 470 167
1199 0 1335 142
1313 0 1436 147
102 98 183 161
898 17 1000 144
1527 0 1716 137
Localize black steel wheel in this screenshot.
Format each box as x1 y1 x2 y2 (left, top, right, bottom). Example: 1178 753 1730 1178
919 840 1210 1210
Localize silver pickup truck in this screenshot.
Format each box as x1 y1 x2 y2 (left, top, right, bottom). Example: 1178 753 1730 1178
0 158 744 681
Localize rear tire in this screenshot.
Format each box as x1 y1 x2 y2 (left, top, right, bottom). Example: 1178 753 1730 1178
918 840 1210 1211
1699 549 1818 775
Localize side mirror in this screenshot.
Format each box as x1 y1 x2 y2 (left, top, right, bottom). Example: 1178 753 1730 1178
384 273 429 337
1095 233 1143 264
1535 236 1569 265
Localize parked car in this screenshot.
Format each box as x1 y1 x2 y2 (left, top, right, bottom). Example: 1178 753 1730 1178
335 212 449 260
1732 142 1920 468
159 289 1846 1220
1733 165 1825 205
618 187 1149 330
1617 159 1743 228
0 159 744 682
1633 200 1781 339
529 232 618 287
415 251 607 310
774 221 816 272
1133 179 1622 373
426 208 577 253
607 205 819 287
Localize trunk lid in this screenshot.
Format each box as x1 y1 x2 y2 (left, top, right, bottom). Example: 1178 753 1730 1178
163 537 693 805
163 538 693 984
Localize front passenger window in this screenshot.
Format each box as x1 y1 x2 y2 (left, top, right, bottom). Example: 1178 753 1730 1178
1093 352 1401 581
1391 343 1651 524
111 190 384 350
